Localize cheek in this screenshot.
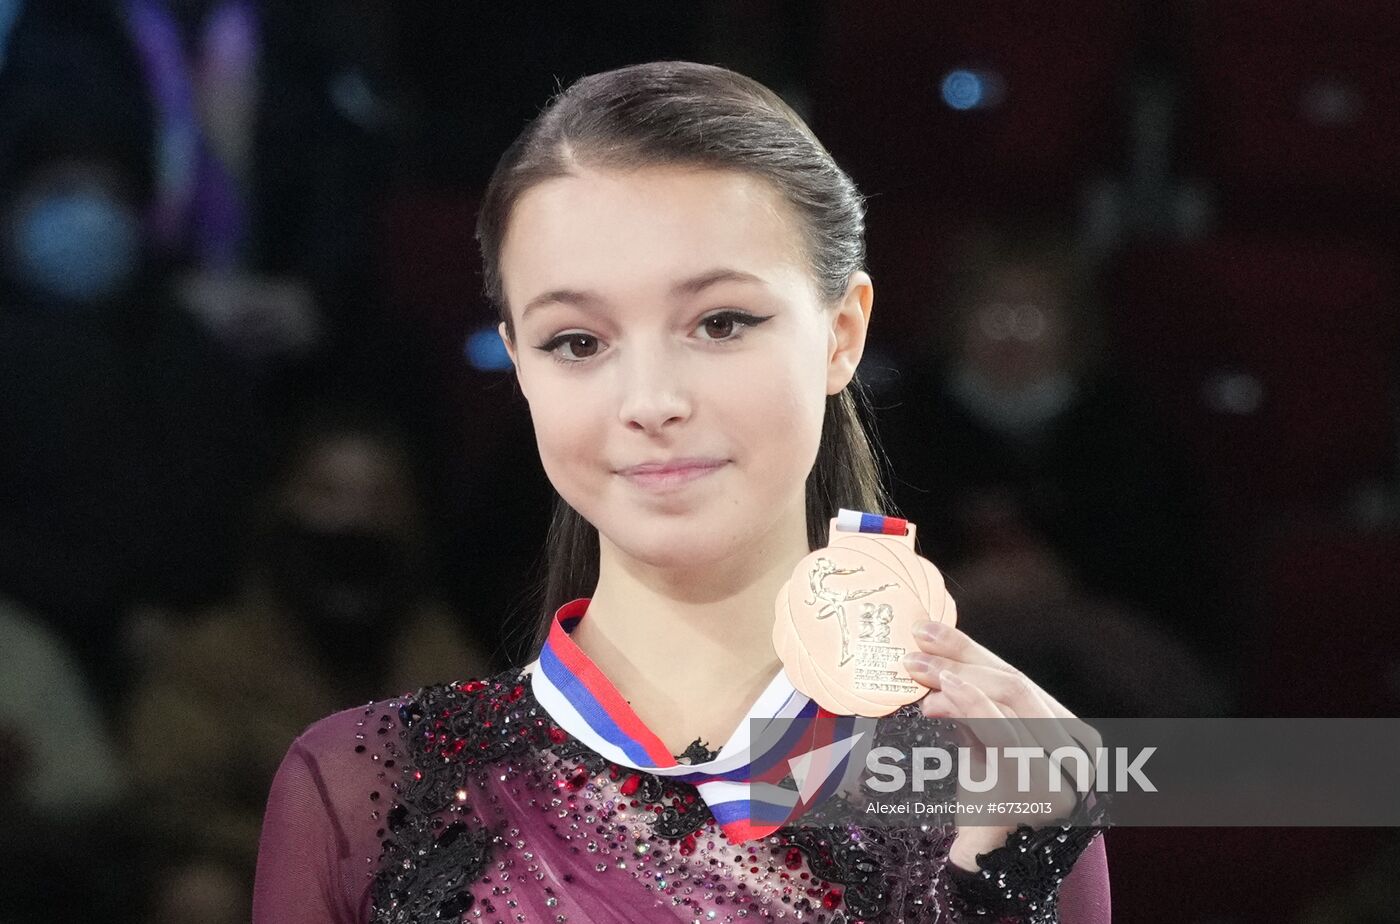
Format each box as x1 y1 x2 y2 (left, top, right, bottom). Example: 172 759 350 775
724 345 829 467
524 374 602 480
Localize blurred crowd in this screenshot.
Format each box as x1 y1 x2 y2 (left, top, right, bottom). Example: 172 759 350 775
1 2 1398 922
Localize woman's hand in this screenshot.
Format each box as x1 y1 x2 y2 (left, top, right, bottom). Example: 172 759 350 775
900 619 1102 871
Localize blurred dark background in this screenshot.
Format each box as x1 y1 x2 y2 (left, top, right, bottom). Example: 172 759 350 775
1 1 1397 921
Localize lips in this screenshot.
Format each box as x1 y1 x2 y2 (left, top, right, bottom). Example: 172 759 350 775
617 458 728 489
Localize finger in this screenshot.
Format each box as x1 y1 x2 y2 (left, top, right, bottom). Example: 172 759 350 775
1021 680 1083 722
993 701 1083 821
1033 690 1105 753
983 673 1099 770
904 644 1103 751
904 656 1053 718
917 689 957 718
909 621 1015 672
938 670 1021 751
1003 693 1085 779
916 691 985 757
996 690 1103 808
987 699 1038 751
944 677 1063 783
992 676 1102 754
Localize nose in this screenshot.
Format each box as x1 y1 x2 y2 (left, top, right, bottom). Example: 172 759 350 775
616 347 691 433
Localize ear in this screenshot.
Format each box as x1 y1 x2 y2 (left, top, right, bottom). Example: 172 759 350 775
826 271 873 395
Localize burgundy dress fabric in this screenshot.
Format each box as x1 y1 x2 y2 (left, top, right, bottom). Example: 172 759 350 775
254 669 1110 923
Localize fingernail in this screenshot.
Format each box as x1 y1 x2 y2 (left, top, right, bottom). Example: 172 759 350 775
940 669 965 688
902 653 933 674
914 621 949 642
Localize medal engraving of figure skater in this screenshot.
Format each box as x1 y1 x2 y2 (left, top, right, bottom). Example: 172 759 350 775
804 557 898 665
858 601 896 645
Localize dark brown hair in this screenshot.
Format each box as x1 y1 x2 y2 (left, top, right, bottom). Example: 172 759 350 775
475 61 896 658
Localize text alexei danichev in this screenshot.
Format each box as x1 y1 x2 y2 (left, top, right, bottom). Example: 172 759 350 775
865 800 1058 815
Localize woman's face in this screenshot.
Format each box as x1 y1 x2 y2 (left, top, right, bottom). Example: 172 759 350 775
498 165 870 572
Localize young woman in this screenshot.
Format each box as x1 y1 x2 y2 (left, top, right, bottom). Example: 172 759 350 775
253 61 1110 923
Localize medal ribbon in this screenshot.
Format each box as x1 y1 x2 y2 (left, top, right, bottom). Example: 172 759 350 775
530 598 875 844
834 508 909 536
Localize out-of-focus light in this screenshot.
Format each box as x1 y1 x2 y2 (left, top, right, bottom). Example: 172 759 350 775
942 70 985 110
1300 76 1363 126
330 68 389 129
465 326 513 371
940 69 1005 112
975 302 1049 342
1201 370 1264 416
0 0 23 69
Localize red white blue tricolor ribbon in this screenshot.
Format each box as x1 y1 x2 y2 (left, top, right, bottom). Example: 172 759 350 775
834 508 909 536
529 597 876 844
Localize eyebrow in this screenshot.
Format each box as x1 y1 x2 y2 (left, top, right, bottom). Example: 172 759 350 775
520 268 767 318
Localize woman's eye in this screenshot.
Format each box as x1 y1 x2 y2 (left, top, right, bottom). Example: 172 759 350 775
703 314 737 339
697 310 771 342
537 333 601 362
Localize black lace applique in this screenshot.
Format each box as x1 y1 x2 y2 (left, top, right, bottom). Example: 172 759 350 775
369 672 547 923
676 736 721 765
943 803 1109 922
778 825 893 919
369 670 726 921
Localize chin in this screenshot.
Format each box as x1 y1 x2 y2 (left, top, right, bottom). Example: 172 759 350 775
594 505 747 569
634 541 725 571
